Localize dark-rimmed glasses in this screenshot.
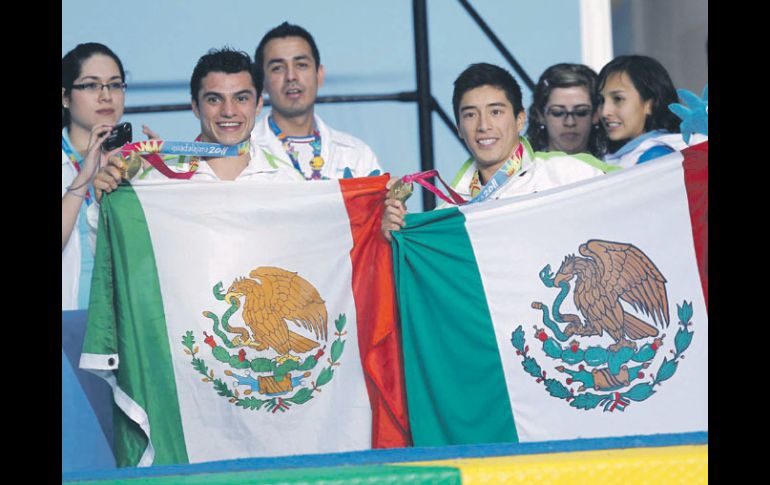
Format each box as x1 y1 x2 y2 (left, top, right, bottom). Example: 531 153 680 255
71 82 127 94
545 106 592 119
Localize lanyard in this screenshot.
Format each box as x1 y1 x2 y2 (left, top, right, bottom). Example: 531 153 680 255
61 133 93 206
465 142 524 205
120 138 249 180
268 115 325 180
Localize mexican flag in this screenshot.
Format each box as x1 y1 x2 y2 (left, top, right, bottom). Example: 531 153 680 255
80 176 410 467
392 143 708 446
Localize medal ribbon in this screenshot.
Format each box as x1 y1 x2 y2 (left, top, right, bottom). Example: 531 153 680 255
402 170 468 205
120 137 250 180
268 115 325 180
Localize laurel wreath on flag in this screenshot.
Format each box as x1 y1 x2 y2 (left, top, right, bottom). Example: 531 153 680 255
511 301 694 412
182 313 347 413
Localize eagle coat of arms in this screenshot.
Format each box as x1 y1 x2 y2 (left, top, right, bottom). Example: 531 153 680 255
512 239 696 412
182 266 347 414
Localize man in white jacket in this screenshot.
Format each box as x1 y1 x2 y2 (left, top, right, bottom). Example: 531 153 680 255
381 63 619 241
251 22 381 181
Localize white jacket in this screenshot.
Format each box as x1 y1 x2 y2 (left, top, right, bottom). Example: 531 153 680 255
250 113 381 180
440 139 619 208
604 130 708 168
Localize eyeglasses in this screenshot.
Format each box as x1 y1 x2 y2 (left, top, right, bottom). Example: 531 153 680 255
71 82 127 94
545 106 592 119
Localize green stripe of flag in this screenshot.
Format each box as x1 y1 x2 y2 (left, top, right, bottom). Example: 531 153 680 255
85 185 188 466
392 207 518 446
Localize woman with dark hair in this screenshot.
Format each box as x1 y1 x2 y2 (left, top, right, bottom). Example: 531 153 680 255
61 42 127 310
526 63 606 159
597 55 689 168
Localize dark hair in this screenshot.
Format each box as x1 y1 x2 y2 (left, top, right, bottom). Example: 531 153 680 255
62 42 125 128
254 22 321 73
190 47 262 103
525 63 607 158
452 63 523 125
597 55 680 137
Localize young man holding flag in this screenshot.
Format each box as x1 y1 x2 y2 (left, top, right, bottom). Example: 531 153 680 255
386 64 708 448
80 47 411 468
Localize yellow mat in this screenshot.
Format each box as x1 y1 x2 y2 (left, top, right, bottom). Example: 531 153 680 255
405 444 707 484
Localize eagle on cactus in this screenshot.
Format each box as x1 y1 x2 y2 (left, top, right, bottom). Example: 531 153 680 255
224 267 328 364
553 240 670 352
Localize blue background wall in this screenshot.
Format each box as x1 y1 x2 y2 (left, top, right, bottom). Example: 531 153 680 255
62 0 582 210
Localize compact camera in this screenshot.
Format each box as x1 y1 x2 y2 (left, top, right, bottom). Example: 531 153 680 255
102 122 132 151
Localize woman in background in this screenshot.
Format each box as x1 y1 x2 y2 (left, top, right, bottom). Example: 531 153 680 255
62 42 126 310
525 63 606 159
597 55 684 168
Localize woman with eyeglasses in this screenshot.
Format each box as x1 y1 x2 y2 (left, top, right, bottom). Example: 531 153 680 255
597 55 684 168
526 63 606 159
61 42 128 310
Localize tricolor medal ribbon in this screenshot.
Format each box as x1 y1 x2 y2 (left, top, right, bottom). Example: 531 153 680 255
465 142 523 205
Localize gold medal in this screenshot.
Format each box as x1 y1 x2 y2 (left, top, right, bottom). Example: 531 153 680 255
120 151 144 180
387 178 414 203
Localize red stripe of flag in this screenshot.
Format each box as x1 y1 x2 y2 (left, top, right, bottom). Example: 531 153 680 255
339 175 412 448
682 141 708 310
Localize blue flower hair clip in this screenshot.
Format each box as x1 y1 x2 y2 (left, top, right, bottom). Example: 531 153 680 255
668 84 708 144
